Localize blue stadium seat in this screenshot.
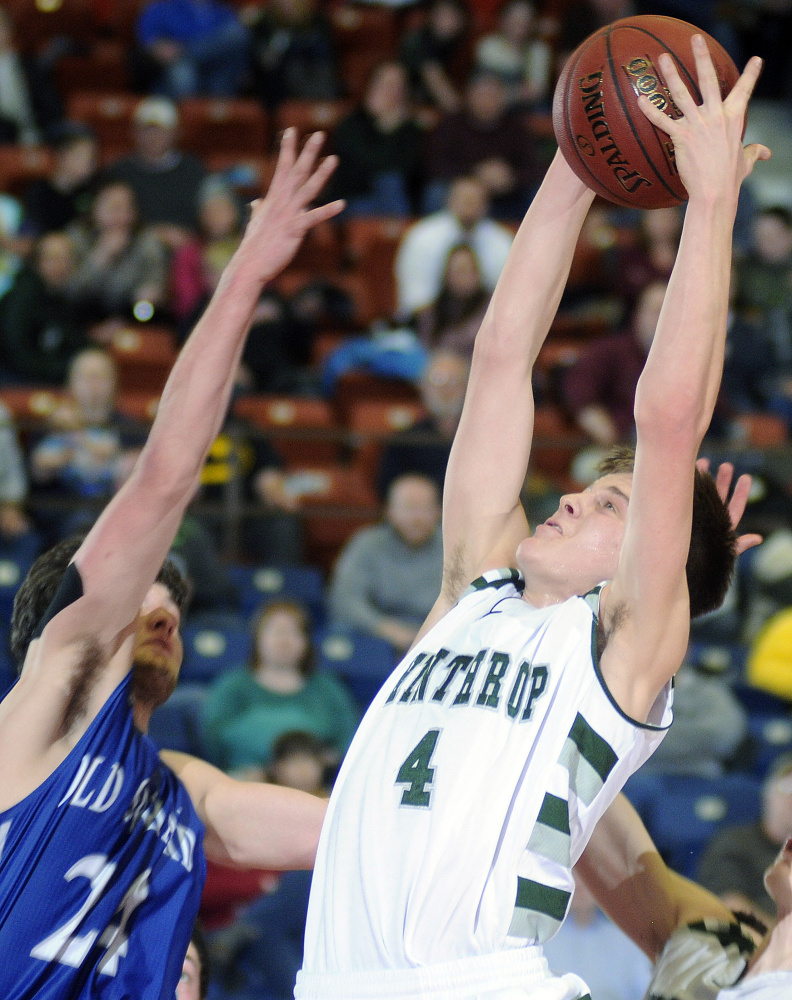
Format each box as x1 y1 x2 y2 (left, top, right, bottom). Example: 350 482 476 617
180 621 252 684
226 563 326 626
646 773 762 878
0 626 15 700
316 628 396 708
0 532 41 621
147 684 209 757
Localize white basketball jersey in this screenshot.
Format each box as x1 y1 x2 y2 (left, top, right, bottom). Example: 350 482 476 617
302 569 673 984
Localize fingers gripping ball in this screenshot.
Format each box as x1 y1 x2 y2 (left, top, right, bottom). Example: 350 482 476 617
552 16 740 208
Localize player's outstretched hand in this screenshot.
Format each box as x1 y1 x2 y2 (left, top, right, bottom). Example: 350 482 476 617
697 457 762 557
637 35 770 203
235 128 344 284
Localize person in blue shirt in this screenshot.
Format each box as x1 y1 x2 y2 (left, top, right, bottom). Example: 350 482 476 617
137 0 250 99
0 128 343 1000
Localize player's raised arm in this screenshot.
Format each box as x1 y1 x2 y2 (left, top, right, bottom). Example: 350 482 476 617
600 39 769 721
421 153 595 627
51 132 342 654
576 793 734 961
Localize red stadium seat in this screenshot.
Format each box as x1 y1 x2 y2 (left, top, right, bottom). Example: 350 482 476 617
179 98 270 157
109 325 178 394
345 398 428 481
274 100 353 144
0 146 53 197
232 394 342 468
66 92 140 160
343 216 414 321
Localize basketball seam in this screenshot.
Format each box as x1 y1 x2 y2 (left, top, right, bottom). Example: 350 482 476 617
605 27 683 203
562 40 627 205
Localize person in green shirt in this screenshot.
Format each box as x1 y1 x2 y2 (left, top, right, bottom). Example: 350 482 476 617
201 599 359 775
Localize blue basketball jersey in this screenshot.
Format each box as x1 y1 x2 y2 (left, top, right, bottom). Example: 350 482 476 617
0 675 206 999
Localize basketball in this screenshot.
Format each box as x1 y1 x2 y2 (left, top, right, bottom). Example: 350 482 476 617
552 16 741 209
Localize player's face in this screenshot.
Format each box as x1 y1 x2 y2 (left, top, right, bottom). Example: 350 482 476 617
764 834 792 920
176 941 201 1000
131 582 183 708
516 473 632 600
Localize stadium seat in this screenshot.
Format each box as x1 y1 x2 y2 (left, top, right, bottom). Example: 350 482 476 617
330 4 398 100
179 98 270 157
9 0 98 51
180 620 251 683
316 628 396 708
345 398 428 481
147 683 209 757
529 405 584 492
109 325 177 394
115 391 159 424
55 43 131 97
333 372 423 425
646 773 762 878
274 99 353 143
225 563 326 626
343 216 415 320
0 146 53 197
66 92 140 160
0 533 40 622
0 626 15 700
0 386 66 425
232 394 341 469
201 152 276 198
295 464 380 572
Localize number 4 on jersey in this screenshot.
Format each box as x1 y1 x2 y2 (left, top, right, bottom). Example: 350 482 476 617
396 729 440 807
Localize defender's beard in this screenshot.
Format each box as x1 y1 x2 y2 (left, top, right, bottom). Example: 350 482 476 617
131 648 178 709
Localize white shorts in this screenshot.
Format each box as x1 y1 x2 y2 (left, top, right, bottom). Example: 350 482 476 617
294 947 591 1000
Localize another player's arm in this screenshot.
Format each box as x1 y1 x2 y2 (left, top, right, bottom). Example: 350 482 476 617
599 40 768 721
416 154 596 641
576 793 735 961
162 751 327 870
15 133 343 729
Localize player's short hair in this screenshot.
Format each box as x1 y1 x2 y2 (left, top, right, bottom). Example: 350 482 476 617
10 535 191 670
596 446 737 619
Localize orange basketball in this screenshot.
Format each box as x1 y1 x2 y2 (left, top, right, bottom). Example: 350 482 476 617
552 15 741 209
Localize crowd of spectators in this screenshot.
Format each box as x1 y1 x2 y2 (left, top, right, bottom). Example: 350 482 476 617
5 1 792 997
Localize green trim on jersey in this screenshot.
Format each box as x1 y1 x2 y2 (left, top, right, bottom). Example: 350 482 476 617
507 877 572 941
462 568 524 599
526 794 572 867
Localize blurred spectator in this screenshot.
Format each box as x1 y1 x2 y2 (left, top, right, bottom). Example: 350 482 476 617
328 473 443 654
736 205 792 320
556 0 633 64
746 601 792 704
136 0 250 99
639 655 748 777
423 69 535 219
697 752 792 926
204 732 328 999
378 349 469 499
0 193 25 301
177 923 210 1000
474 0 552 108
561 280 667 450
170 175 243 327
201 599 359 773
607 205 682 309
0 6 62 146
415 244 489 356
0 400 35 545
28 348 145 540
396 175 513 318
247 0 341 109
542 871 652 1000
67 181 168 331
22 122 98 239
328 61 424 217
0 232 87 385
198 412 306 564
104 97 207 250
400 0 470 113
